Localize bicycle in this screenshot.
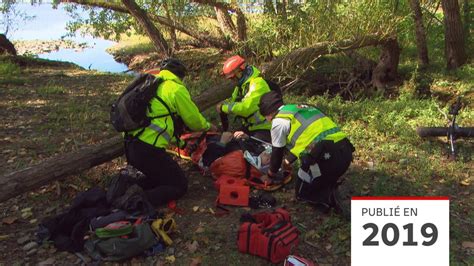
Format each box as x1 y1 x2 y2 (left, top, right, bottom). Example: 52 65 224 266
416 97 474 160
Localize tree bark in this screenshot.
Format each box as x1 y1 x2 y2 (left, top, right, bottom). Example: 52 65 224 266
372 38 400 90
441 0 467 69
163 1 179 51
463 0 471 41
264 0 276 14
409 0 429 67
191 0 247 43
235 6 247 42
0 80 236 203
0 34 17 56
60 0 231 50
214 6 237 40
277 0 287 19
121 0 171 56
0 138 123 203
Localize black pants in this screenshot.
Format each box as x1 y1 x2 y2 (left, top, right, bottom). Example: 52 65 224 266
296 138 354 204
125 139 188 206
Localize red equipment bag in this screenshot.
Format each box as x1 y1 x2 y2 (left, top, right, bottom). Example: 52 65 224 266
237 208 299 263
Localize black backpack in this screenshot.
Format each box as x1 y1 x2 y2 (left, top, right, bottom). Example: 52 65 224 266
110 74 184 137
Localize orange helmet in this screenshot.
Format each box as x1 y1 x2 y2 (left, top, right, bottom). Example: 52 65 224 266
145 68 161 75
222 55 246 78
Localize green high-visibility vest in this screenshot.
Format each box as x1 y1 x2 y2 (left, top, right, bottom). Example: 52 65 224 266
128 70 210 148
275 104 347 158
221 66 271 131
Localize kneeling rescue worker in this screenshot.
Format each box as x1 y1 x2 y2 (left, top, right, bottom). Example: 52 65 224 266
125 58 214 206
216 55 272 142
259 91 355 211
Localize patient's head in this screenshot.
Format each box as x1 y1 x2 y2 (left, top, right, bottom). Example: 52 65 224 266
259 151 271 165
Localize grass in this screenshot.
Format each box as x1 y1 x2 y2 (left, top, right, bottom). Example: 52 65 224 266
37 85 67 96
0 60 20 76
0 59 25 85
1 29 474 264
107 34 155 56
183 51 473 263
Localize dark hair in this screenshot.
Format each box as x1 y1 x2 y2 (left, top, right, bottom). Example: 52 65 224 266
160 58 187 79
259 91 284 116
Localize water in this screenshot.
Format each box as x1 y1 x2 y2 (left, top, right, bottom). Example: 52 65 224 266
9 3 128 73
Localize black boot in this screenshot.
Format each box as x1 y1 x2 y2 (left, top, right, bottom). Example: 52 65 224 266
106 169 134 204
329 188 350 220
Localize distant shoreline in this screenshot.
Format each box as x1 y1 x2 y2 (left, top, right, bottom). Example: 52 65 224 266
12 39 91 55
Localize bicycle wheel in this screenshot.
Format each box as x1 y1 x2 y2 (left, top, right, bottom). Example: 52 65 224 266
416 127 448 137
417 127 474 138
457 127 474 137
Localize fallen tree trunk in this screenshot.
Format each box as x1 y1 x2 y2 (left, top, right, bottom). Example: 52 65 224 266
0 80 235 203
262 34 390 78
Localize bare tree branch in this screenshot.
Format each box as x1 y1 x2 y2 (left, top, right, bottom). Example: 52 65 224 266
60 0 231 49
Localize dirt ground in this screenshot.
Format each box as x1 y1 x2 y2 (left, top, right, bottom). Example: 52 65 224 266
0 59 353 265
1 56 472 265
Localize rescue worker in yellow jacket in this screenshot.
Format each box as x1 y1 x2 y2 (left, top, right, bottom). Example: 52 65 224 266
259 91 355 212
124 58 215 206
216 55 272 142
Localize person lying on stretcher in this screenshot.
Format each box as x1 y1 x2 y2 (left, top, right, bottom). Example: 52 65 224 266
216 131 292 188
169 131 292 191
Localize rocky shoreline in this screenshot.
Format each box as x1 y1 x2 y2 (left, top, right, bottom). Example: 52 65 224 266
13 39 90 55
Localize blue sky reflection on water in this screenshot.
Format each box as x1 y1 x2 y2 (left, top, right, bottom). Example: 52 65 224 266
10 3 128 73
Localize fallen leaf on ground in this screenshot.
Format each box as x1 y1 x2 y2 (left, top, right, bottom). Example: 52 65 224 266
325 244 332 250
462 241 474 249
195 226 205 234
165 255 175 263
208 208 215 215
2 216 17 225
190 256 202 266
21 207 32 213
187 240 199 253
338 231 349 241
199 236 209 245
304 240 318 248
362 185 370 195
305 230 320 240
460 179 470 186
192 206 199 212
21 212 33 219
0 235 10 240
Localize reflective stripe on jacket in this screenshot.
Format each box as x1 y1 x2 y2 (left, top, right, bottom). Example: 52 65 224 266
221 66 271 131
275 104 347 158
129 70 210 148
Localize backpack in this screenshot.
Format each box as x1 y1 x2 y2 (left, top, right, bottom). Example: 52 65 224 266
85 223 157 261
110 73 185 139
237 208 299 263
95 221 133 239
